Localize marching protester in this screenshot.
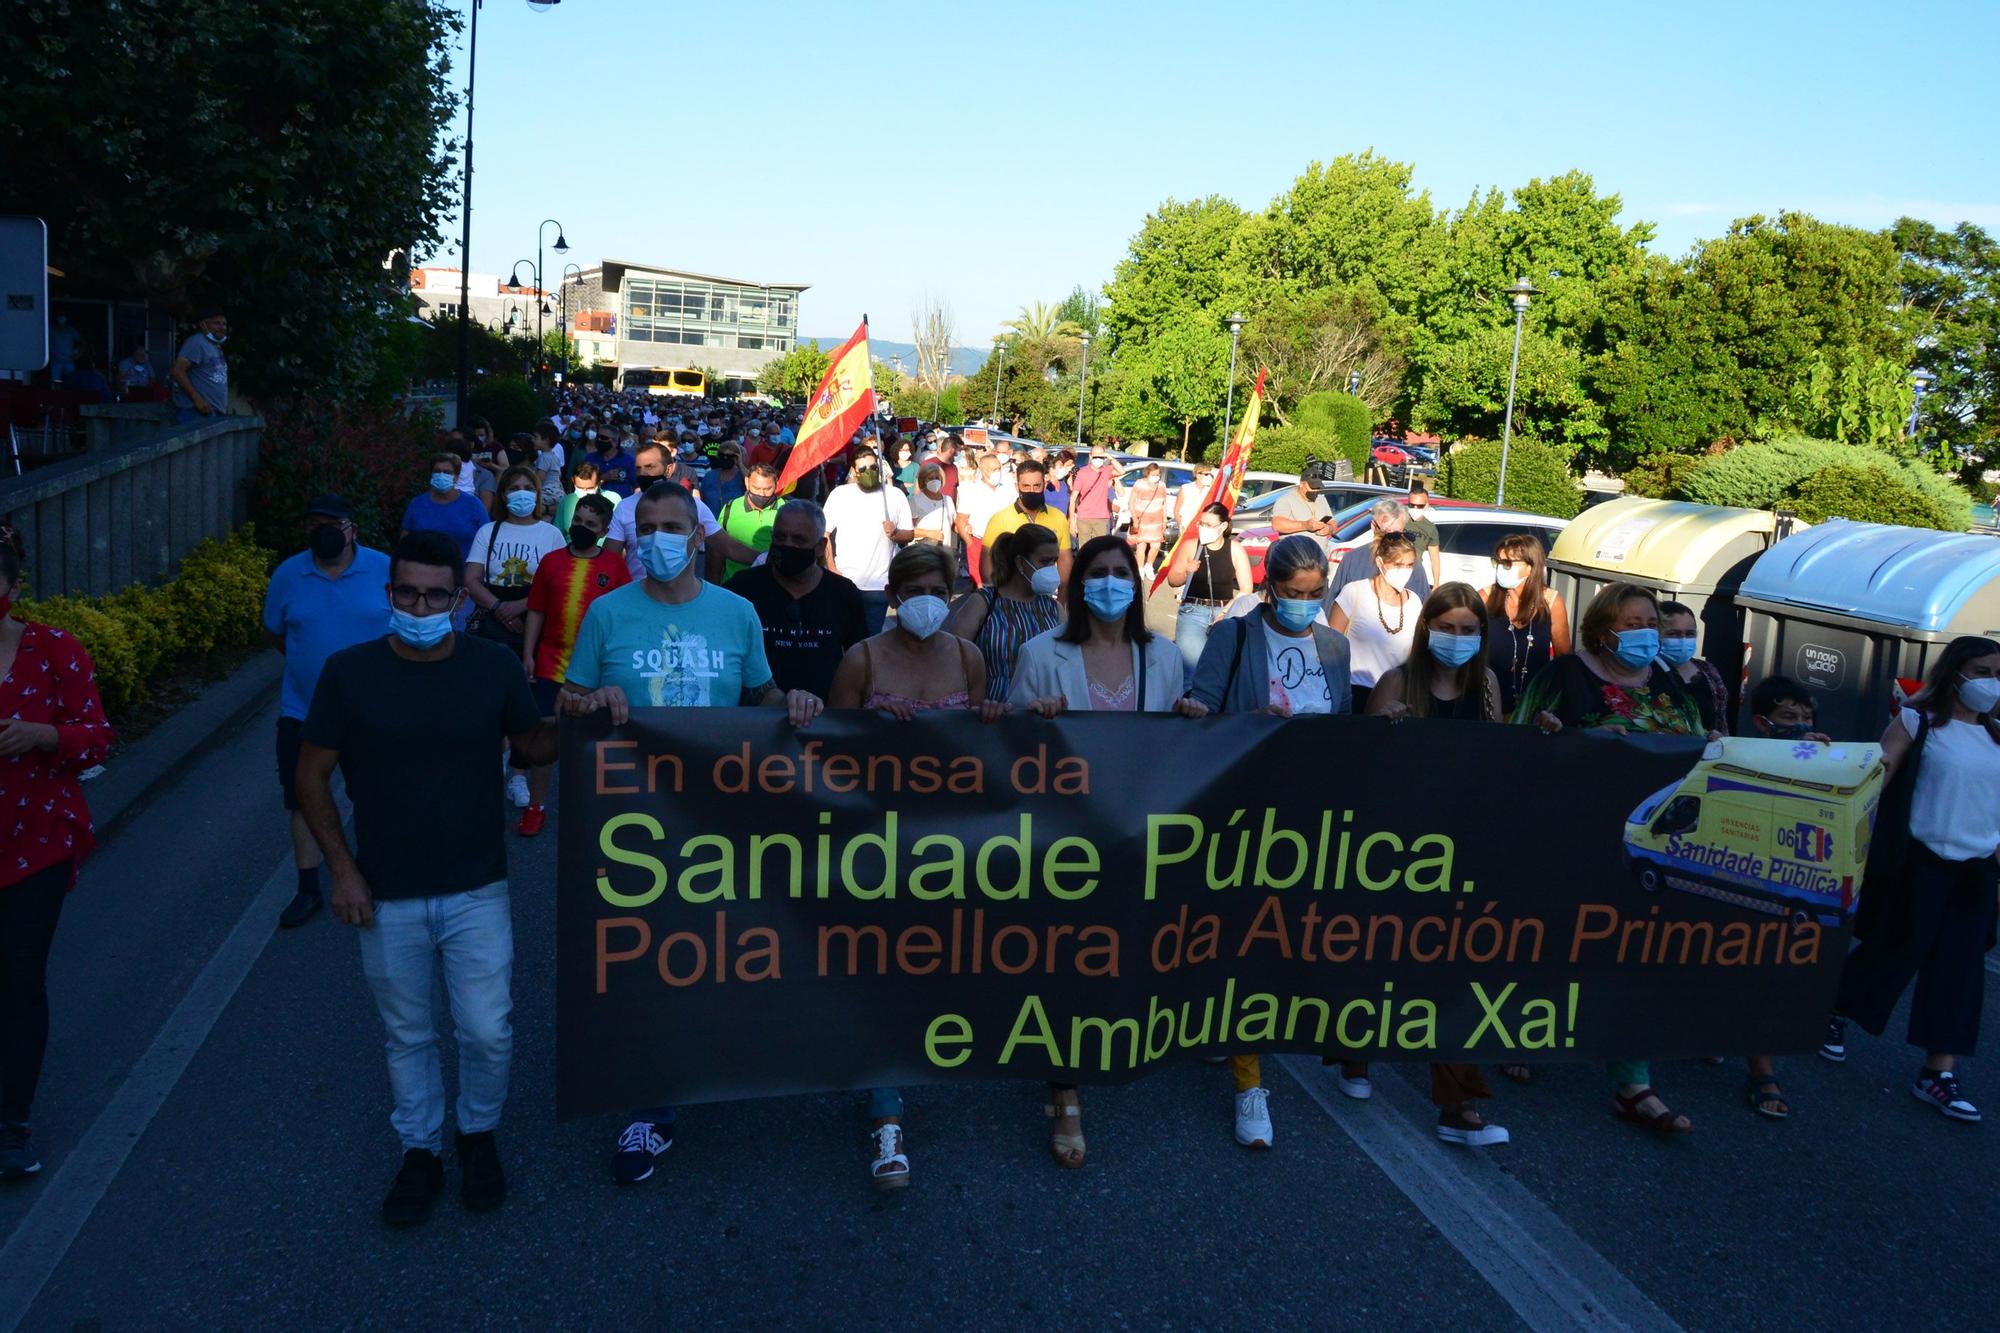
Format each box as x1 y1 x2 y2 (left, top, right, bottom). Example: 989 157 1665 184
1172 462 1216 540
1068 445 1118 548
823 446 915 635
1165 501 1254 673
825 543 1007 1186
1659 601 1730 734
1327 500 1433 602
1011 535 1186 1167
698 442 748 516
1327 530 1421 713
261 494 391 928
726 500 869 700
602 442 750 585
908 461 959 569
1178 534 1352 1149
0 532 114 1180
1515 581 1704 1134
517 493 627 836
708 463 783 583
1044 448 1075 517
1364 584 1512 1148
466 468 565 811
1745 675 1830 743
956 449 1015 588
943 522 1063 704
401 450 493 563
1482 534 1570 718
979 458 1071 588
553 461 617 536
557 482 822 1186
1829 636 2000 1122
295 531 557 1227
1124 461 1172 572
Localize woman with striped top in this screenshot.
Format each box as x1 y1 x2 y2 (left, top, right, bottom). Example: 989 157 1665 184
943 522 1063 703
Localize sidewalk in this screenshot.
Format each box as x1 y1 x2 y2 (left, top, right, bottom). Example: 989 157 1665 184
86 650 282 841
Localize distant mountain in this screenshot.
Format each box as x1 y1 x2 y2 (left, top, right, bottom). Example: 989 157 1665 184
804 335 988 380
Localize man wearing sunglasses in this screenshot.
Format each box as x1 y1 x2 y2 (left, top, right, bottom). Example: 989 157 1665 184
295 531 557 1230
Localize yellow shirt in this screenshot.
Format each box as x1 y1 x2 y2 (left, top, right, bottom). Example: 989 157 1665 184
981 503 1070 552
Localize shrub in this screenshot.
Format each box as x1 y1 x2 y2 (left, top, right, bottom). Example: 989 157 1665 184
1677 434 1970 531
1437 437 1583 518
14 529 272 720
254 398 442 552
1622 452 1706 499
1236 425 1325 476
1790 464 1963 530
1292 392 1373 473
466 376 553 440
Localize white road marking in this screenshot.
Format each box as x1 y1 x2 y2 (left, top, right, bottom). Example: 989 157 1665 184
1279 1055 1683 1332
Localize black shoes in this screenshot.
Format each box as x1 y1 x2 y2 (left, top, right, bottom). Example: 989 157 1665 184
456 1130 506 1211
0 1121 41 1179
278 889 322 929
382 1148 444 1228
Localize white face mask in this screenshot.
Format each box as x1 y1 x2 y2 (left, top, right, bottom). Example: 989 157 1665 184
1198 523 1224 544
1383 567 1414 591
1960 674 2000 715
1494 564 1525 590
896 594 949 640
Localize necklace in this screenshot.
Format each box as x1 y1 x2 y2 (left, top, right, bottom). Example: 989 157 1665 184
1374 581 1407 635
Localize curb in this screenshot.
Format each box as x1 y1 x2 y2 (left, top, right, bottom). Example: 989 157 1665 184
88 650 284 843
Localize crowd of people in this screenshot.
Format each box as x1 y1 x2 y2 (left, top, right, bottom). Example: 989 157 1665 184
2 386 1995 1234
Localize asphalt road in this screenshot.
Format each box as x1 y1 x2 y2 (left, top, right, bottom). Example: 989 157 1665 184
2 690 1997 1331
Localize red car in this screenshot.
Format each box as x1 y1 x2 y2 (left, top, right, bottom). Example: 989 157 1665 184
1371 441 1419 468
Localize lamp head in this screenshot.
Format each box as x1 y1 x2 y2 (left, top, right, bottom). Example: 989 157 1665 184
1912 367 1938 391
1505 277 1540 313
1225 311 1246 333
553 232 570 254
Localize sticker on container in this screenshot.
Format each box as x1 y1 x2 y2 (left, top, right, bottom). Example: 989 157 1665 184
1593 516 1659 563
1796 642 1846 690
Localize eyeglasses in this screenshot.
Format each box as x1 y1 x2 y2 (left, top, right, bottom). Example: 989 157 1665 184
390 584 457 612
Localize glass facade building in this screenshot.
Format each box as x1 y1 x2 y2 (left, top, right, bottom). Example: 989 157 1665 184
621 275 797 351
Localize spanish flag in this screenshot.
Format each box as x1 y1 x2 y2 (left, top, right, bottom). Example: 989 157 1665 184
1151 368 1266 594
777 319 877 494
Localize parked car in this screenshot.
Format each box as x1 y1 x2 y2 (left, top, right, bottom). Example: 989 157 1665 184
1230 480 1406 532
1238 501 1568 586
1371 441 1423 468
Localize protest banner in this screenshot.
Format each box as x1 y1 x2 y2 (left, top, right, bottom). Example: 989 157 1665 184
555 712 1882 1120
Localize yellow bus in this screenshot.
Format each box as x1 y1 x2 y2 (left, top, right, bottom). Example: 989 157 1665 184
623 368 707 397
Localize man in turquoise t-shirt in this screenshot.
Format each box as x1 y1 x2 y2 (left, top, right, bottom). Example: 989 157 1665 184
557 481 828 1187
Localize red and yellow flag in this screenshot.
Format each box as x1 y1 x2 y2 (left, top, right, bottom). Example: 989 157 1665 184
777 320 876 494
1151 368 1265 594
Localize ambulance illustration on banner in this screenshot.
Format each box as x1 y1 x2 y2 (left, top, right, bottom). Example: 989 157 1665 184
1622 738 1885 927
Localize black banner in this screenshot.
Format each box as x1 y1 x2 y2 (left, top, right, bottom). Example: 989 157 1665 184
555 713 1878 1120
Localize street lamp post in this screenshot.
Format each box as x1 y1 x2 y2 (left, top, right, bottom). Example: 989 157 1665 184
1497 278 1539 508
1909 367 1938 450
992 338 1006 426
1348 368 1362 395
536 218 568 382
1220 312 1246 462
1074 334 1091 447
559 261 582 380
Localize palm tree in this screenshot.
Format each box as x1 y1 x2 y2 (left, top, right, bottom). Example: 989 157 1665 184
1006 301 1084 364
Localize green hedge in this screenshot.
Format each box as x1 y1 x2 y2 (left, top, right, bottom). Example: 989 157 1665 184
1437 437 1583 518
17 528 271 717
1674 434 1970 531
466 376 553 439
1293 392 1372 472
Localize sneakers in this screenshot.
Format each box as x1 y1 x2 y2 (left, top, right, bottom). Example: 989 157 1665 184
381 1148 444 1227
277 888 321 929
1437 1115 1511 1148
869 1122 910 1189
1234 1087 1273 1148
612 1120 672 1184
506 773 531 808
515 805 547 838
0 1122 41 1178
1914 1069 1980 1122
456 1130 506 1211
1338 1067 1374 1101
1819 1017 1847 1062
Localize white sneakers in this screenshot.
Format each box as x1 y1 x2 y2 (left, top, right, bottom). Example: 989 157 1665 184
507 773 531 808
1338 1071 1373 1101
1234 1087 1273 1148
1437 1120 1511 1147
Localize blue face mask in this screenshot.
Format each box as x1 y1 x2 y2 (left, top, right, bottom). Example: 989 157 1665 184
1429 631 1482 667
429 471 456 493
1659 635 1697 666
389 606 453 649
505 490 537 518
639 531 693 582
1613 627 1661 668
1083 575 1136 621
1274 598 1320 632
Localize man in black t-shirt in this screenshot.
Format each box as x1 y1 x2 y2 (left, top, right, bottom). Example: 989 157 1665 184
724 499 869 699
297 531 555 1229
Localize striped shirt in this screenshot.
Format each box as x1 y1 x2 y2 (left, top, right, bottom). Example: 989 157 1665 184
525 547 631 682
973 589 1062 702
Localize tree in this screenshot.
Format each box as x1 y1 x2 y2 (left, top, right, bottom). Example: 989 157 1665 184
1893 218 2000 480
1137 317 1231 457
1053 284 1103 341
756 344 831 401
1588 256 1751 466
1234 152 1444 317
1241 288 1405 423
1436 438 1583 518
1004 302 1084 365
911 293 956 417
0 0 460 399
1412 326 1606 461
1102 196 1252 351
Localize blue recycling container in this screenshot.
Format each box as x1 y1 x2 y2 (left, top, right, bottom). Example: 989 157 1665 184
1736 521 2000 740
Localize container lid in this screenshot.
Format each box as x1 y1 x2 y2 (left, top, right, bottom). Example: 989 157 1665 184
1548 497 1787 584
1737 520 2000 632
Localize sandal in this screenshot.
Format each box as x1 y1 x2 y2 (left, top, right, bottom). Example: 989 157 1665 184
1045 1099 1086 1168
1746 1076 1790 1120
1497 1064 1535 1084
869 1122 910 1189
1612 1087 1693 1137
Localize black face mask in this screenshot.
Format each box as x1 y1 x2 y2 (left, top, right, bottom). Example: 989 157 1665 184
568 523 600 549
1018 489 1047 511
745 492 776 510
771 544 817 578
308 526 347 561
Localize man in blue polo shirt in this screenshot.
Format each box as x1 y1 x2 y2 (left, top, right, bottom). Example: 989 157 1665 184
262 493 391 928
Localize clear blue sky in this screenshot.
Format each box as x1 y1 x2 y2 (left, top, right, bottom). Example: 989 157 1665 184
446 0 2000 344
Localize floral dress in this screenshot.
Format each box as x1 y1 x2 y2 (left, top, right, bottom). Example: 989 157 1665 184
2 622 115 888
1510 653 1701 735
